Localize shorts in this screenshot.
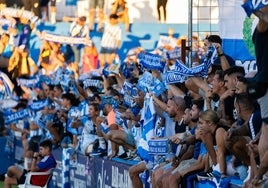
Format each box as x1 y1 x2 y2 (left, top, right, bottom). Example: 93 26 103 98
258 89 268 124
157 0 168 7
171 158 198 174
125 130 136 146
18 169 27 185
89 0 104 9
162 162 172 171
139 160 154 170
99 47 117 65
100 47 117 54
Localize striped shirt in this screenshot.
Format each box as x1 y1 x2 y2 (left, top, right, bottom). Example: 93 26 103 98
69 22 88 38
0 84 7 100
30 128 43 137
101 23 121 49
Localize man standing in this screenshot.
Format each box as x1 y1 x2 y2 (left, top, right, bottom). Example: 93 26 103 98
157 0 168 23
50 0 57 24
244 2 268 186
99 14 122 68
88 0 105 32
63 16 89 76
69 16 89 67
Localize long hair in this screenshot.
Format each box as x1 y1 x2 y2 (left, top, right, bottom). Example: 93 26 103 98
200 109 229 128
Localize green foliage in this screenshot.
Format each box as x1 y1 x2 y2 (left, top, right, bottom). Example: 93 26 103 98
243 16 255 57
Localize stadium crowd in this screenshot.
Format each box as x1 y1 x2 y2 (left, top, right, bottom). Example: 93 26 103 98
0 0 268 188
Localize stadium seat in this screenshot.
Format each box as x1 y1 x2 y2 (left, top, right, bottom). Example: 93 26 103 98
18 168 55 188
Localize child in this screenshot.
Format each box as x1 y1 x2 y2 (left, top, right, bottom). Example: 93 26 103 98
4 139 57 187
81 44 98 74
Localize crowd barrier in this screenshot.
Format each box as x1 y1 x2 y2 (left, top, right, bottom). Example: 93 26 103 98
51 149 134 188
0 136 243 188
0 137 16 175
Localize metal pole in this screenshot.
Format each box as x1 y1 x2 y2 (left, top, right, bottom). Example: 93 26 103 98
188 0 193 68
181 39 186 64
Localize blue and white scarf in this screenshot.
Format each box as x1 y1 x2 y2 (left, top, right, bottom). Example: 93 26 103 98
17 77 39 88
39 32 92 46
242 0 268 17
28 99 49 111
165 71 187 84
0 8 39 23
83 78 103 90
4 108 32 125
138 52 166 72
101 96 119 110
137 71 166 97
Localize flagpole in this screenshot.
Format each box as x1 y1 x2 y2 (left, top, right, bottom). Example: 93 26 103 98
188 0 193 68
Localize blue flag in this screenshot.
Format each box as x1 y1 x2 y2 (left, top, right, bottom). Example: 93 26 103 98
138 52 166 72
137 94 156 162
28 99 48 111
4 108 31 125
242 0 268 17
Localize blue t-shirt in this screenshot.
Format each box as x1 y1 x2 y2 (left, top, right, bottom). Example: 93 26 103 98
190 125 197 135
199 142 207 158
193 141 201 160
213 54 235 67
191 125 201 160
37 154 57 170
248 110 262 139
31 154 56 186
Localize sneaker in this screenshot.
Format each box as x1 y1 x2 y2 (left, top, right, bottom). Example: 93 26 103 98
197 169 214 181
125 150 137 160
132 155 141 161
90 148 107 157
117 152 128 159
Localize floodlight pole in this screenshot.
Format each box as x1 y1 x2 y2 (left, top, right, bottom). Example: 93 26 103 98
188 0 193 67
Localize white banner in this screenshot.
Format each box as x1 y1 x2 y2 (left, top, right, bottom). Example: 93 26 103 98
218 0 248 39
0 8 39 23
40 32 92 46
